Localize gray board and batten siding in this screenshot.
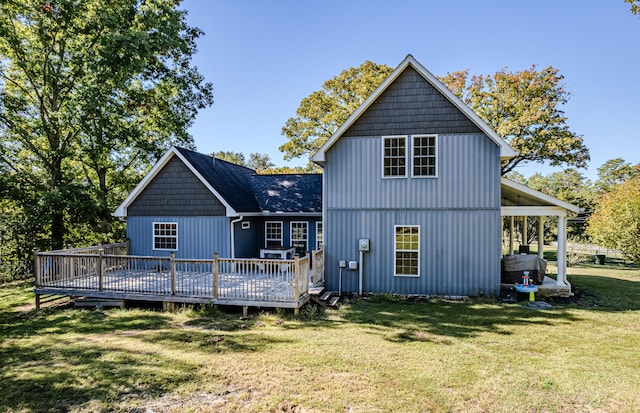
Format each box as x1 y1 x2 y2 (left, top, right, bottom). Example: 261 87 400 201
323 65 503 296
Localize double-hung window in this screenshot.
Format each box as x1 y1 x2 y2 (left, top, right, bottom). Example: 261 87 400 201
412 135 437 177
382 136 407 177
394 225 420 277
265 221 283 248
291 221 308 256
382 135 438 178
153 222 178 250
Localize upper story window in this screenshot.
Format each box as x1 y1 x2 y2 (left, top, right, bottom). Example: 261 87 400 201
265 221 283 248
412 135 437 177
382 136 407 177
153 222 178 250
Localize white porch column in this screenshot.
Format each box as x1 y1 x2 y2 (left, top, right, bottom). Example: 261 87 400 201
538 216 544 259
522 217 528 246
557 215 567 286
509 216 515 255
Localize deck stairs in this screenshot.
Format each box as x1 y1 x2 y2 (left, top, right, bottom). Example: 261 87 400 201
309 286 340 307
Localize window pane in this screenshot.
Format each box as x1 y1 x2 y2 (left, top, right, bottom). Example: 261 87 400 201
395 225 419 276
413 135 437 177
383 137 407 177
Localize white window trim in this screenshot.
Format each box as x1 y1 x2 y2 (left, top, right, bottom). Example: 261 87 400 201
290 221 309 256
381 135 408 179
316 221 323 250
394 225 420 277
411 134 438 178
152 222 178 251
241 221 251 229
265 221 283 248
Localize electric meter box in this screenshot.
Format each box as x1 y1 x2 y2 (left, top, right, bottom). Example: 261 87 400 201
358 239 370 252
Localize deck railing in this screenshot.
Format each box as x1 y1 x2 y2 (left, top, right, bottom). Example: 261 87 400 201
35 247 311 305
312 248 324 286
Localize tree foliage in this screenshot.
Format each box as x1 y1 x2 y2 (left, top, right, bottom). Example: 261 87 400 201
594 157 640 194
280 61 394 160
0 0 213 255
438 66 590 175
587 176 640 266
626 0 640 15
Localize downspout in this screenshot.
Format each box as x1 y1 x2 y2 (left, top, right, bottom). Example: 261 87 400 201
230 216 243 258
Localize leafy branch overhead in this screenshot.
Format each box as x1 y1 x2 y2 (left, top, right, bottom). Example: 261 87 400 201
0 0 213 255
281 60 588 176
279 61 394 160
438 66 589 175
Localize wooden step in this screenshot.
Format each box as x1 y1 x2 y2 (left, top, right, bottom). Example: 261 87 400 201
327 296 340 307
309 287 325 296
319 291 333 302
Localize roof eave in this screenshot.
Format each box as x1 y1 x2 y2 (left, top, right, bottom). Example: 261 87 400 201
501 177 582 214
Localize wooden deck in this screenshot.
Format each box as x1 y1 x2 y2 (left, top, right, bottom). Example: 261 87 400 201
34 243 325 312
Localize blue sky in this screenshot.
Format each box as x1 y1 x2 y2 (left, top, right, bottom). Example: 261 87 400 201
181 0 640 180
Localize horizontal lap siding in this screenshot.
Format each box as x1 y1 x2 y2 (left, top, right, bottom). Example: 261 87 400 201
127 216 230 259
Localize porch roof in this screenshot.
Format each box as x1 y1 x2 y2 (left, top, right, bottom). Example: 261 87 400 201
501 178 581 214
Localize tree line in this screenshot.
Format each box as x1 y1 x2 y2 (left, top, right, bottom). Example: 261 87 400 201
2 1 638 267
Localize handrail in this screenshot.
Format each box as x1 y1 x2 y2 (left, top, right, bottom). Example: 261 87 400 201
34 246 310 305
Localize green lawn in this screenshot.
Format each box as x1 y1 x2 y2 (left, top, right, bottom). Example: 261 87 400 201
1 264 639 412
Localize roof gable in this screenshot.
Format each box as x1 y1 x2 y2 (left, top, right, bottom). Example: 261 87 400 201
174 147 261 213
311 54 517 164
114 147 322 217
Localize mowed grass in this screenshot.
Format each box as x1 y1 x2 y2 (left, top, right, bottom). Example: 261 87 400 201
1 264 639 413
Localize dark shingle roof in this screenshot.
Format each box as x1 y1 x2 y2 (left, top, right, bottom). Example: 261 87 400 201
250 174 322 213
174 147 321 214
174 147 261 213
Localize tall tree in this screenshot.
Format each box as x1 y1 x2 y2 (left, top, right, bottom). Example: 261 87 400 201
0 0 213 252
587 176 640 266
439 66 589 175
594 158 640 194
280 61 393 160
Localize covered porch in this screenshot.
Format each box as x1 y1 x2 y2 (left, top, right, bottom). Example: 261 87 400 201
500 178 582 297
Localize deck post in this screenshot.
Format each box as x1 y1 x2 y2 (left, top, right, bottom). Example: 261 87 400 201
34 248 40 311
34 248 40 287
170 252 176 295
98 248 104 291
294 256 300 300
213 252 219 299
311 249 316 286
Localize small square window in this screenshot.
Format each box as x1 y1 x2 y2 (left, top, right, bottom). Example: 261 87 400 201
153 222 177 250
